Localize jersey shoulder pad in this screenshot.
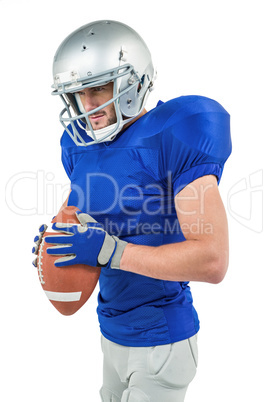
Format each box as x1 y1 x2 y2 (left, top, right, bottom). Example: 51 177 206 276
161 95 231 161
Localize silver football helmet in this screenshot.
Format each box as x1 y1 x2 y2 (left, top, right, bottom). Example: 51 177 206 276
52 20 156 146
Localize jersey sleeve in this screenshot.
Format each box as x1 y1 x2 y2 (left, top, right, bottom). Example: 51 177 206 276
159 96 232 195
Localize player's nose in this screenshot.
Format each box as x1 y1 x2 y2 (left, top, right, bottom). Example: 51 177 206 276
83 93 99 112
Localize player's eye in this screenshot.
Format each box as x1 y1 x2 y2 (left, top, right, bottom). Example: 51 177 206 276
93 86 105 92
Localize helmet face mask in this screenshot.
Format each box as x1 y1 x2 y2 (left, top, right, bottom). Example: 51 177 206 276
52 20 155 146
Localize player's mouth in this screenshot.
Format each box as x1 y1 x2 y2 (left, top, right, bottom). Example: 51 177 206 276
90 112 106 121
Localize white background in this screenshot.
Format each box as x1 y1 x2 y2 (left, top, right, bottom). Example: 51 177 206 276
1 0 267 400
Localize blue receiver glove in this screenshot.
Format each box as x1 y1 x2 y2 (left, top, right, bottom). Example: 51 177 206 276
45 212 128 269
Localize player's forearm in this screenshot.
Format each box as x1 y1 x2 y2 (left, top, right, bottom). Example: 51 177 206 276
120 239 228 284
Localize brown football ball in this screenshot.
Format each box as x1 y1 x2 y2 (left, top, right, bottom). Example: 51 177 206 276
37 206 100 315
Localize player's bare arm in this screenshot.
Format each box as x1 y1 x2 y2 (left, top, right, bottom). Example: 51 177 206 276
120 174 229 284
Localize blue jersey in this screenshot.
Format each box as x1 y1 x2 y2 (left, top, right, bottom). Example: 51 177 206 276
61 95 231 347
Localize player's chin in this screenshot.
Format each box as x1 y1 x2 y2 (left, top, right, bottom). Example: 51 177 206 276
94 125 106 131
90 121 107 131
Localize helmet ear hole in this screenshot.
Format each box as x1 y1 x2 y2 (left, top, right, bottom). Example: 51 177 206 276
120 72 152 118
120 83 140 117
137 75 145 94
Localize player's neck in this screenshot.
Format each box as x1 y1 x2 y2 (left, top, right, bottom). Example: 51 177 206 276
124 109 147 130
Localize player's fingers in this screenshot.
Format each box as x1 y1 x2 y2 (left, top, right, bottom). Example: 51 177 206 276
46 245 73 255
51 222 79 235
33 224 48 253
54 255 77 267
45 235 73 245
32 245 39 254
39 224 48 234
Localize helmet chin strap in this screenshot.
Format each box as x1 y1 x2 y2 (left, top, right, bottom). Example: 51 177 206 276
77 116 135 142
76 119 122 142
86 123 119 142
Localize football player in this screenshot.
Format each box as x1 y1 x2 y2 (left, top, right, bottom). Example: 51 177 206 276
33 20 231 401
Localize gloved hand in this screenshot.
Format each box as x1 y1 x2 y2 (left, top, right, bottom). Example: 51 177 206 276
32 224 48 267
45 212 128 269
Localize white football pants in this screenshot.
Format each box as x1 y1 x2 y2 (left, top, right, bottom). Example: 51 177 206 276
100 334 198 402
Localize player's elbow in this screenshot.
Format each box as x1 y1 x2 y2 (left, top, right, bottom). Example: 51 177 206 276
206 248 229 284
